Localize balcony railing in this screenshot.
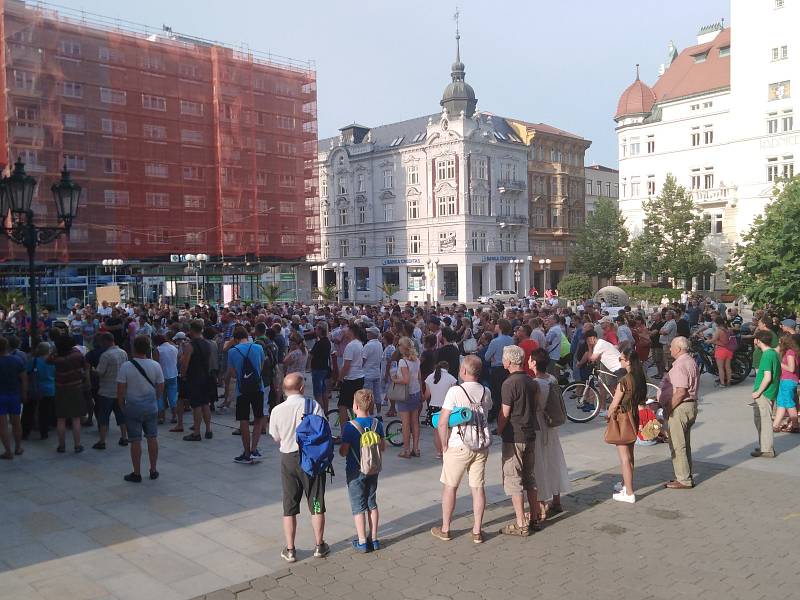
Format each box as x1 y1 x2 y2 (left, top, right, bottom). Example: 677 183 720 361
690 185 735 205
496 215 528 226
497 179 526 193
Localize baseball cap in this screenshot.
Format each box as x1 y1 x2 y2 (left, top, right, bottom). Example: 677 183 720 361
173 332 187 340
429 315 441 326
367 326 381 337
781 318 797 329
599 316 614 325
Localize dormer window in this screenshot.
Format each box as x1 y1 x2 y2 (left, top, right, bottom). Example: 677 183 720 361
692 51 709 64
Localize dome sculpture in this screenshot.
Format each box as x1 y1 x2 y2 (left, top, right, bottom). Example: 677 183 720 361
593 286 630 307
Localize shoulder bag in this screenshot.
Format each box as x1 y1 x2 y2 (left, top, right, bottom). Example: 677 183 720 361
603 406 637 445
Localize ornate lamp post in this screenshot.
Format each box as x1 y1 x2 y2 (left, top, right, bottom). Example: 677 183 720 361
185 253 208 305
1 160 81 347
101 258 124 284
426 257 439 304
510 258 523 294
331 262 345 304
538 258 552 292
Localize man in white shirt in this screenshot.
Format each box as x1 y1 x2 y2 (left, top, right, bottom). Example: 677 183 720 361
337 324 365 429
97 300 112 318
585 329 625 416
268 373 329 563
362 327 384 414
94 332 129 449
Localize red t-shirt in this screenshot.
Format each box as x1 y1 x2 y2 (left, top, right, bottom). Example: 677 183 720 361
518 338 539 375
637 407 658 440
604 330 619 346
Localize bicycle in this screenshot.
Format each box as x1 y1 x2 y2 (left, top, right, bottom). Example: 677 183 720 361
383 405 437 447
561 365 660 424
325 407 406 447
689 338 749 385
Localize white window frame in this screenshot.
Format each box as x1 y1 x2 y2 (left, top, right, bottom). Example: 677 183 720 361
142 94 167 111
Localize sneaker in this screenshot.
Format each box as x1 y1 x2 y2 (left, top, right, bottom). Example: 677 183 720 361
234 453 254 465
613 481 624 493
581 404 596 412
369 538 381 551
183 433 202 441
351 539 371 553
313 542 330 558
232 429 241 436
280 547 296 563
118 437 129 447
598 409 608 418
204 431 213 440
250 449 263 462
431 526 451 541
612 489 636 503
750 450 776 458
92 441 106 450
124 472 142 483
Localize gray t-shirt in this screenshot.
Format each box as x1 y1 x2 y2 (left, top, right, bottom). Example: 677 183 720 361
117 358 164 410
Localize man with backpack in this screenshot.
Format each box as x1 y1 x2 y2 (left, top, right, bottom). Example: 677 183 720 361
432 355 493 544
228 326 266 464
253 322 279 417
339 388 385 553
268 372 331 563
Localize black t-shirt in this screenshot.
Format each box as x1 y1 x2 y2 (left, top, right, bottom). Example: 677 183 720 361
309 336 332 371
105 317 124 347
435 344 460 379
500 372 538 443
420 349 436 382
676 318 691 338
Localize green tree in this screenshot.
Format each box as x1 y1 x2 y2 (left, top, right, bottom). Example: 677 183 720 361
729 176 800 311
378 282 398 303
571 198 629 279
638 174 716 286
313 284 338 303
624 228 663 282
257 283 282 305
556 273 593 300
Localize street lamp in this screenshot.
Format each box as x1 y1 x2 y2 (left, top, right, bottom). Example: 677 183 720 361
538 258 552 292
426 257 439 304
185 253 208 305
331 262 345 304
510 258 523 294
1 160 81 348
101 258 124 284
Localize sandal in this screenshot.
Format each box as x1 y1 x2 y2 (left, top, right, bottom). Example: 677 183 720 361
15 448 24 456
0 452 12 460
411 449 420 457
169 426 184 433
398 451 412 459
386 410 397 417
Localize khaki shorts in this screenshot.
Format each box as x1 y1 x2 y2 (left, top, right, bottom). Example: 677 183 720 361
501 441 536 494
440 445 489 488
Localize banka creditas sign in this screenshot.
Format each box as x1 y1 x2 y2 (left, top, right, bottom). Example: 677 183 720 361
382 258 422 266
481 255 517 262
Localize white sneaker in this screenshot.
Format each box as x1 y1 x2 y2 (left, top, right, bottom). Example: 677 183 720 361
613 481 624 493
612 489 636 503
599 409 608 418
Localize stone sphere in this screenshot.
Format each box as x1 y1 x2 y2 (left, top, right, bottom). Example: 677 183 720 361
593 286 629 307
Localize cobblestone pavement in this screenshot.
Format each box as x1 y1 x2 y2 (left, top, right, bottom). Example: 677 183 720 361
194 455 800 600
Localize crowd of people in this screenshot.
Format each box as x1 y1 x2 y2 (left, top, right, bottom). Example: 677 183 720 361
0 292 798 556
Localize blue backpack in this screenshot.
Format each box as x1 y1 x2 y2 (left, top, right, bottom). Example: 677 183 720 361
296 398 335 479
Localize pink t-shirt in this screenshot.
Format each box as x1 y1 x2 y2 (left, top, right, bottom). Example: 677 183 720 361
781 349 798 382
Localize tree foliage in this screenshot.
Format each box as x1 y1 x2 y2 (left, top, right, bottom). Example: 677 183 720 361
635 174 716 285
313 284 338 303
378 282 398 303
623 229 662 283
557 274 593 300
257 283 282 304
571 198 629 279
729 176 800 311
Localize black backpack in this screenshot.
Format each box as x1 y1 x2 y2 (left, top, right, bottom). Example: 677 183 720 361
236 345 261 398
255 337 278 385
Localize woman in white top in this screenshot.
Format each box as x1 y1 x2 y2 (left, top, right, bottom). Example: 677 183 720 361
423 361 457 459
392 336 422 458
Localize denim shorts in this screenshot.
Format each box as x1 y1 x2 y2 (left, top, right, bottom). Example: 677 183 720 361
159 377 178 410
96 395 126 427
0 392 21 416
346 471 379 515
363 378 382 404
124 404 158 442
776 379 798 409
311 369 328 396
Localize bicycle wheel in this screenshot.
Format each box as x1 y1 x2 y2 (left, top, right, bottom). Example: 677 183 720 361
730 356 749 385
563 382 600 423
646 382 660 402
384 419 404 447
325 409 342 439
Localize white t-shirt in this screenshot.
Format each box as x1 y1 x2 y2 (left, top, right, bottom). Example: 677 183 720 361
424 370 457 407
117 358 165 407
362 339 383 380
399 358 421 394
593 338 622 372
157 342 179 379
343 339 365 380
268 394 324 453
441 381 492 448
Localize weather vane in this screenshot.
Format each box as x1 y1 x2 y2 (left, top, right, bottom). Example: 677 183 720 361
454 6 460 38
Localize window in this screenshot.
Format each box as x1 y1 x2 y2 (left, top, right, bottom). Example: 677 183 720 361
146 228 166 244
776 0 785 7
693 51 709 64
383 267 400 287
629 138 640 156
339 239 349 258
768 81 791 101
772 46 789 61
185 230 205 245
606 182 612 197
500 163 517 181
104 159 128 174
98 47 124 64
145 192 169 209
768 113 780 134
356 173 365 193
407 164 419 185
383 169 393 189
183 195 205 209
704 126 714 145
647 178 656 195
141 55 164 72
783 156 795 179
691 129 700 146
718 46 730 58
704 172 715 189
180 100 203 116
358 205 366 224
277 116 296 130
64 154 85 171
99 87 126 105
58 40 81 57
410 234 421 254
103 190 129 207
713 213 723 234
471 231 479 252
323 240 329 259
437 195 456 216
15 105 38 122
782 111 794 132
470 194 486 215
621 178 627 198
142 94 167 111
630 178 640 197
691 170 701 189
595 181 602 195
179 63 200 79
399 197 416 221
475 158 487 180
11 29 32 43
338 206 348 226
620 140 627 158
359 238 367 257
384 204 394 222
220 103 237 121
385 236 395 256
439 231 456 251
62 81 83 98
407 267 425 291
437 157 456 180
279 174 295 188
182 166 203 181
531 208 545 227
101 118 127 135
703 101 714 109
647 136 655 153
181 129 203 144
143 124 167 140
62 113 84 130
499 197 514 216
321 178 328 197
145 162 168 178
338 177 348 195
321 209 329 227
585 180 593 194
106 228 131 244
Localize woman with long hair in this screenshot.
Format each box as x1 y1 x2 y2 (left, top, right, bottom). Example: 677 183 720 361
422 361 456 459
773 334 799 433
392 336 422 458
608 347 646 503
49 333 89 453
712 316 733 386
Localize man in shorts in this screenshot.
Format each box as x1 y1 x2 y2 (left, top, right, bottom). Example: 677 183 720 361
227 326 266 465
431 355 493 544
179 320 213 441
268 373 329 563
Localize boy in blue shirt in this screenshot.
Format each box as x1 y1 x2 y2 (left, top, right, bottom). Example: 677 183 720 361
340 389 385 552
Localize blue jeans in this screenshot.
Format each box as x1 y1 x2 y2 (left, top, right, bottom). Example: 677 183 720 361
311 369 328 396
346 471 379 515
96 395 126 427
159 377 178 410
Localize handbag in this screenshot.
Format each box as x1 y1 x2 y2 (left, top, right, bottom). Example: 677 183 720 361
462 336 478 354
604 407 637 445
386 381 409 403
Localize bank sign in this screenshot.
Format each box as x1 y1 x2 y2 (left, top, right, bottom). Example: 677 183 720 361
382 258 422 266
481 255 517 262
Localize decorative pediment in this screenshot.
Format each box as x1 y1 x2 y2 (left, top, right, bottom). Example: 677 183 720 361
336 196 350 207
469 180 489 193
320 198 330 208
378 160 394 168
406 187 422 197
355 194 368 204
434 181 457 194
379 190 396 201
355 164 369 172
334 167 350 176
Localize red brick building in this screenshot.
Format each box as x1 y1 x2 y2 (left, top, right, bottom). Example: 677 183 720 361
0 0 318 265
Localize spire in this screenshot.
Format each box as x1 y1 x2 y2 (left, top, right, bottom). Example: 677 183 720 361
635 63 640 80
450 7 464 82
454 7 461 64
440 6 476 118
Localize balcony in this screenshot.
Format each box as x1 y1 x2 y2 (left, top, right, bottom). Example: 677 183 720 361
496 215 529 226
497 179 526 193
690 185 736 207
11 124 45 145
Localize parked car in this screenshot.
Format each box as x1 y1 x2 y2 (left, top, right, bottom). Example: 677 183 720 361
477 290 518 304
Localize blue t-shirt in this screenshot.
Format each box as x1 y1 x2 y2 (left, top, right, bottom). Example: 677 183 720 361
341 417 385 474
227 342 265 395
26 357 56 397
0 354 25 396
485 334 513 367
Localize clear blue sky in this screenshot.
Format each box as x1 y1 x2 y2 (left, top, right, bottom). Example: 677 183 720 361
61 0 729 165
